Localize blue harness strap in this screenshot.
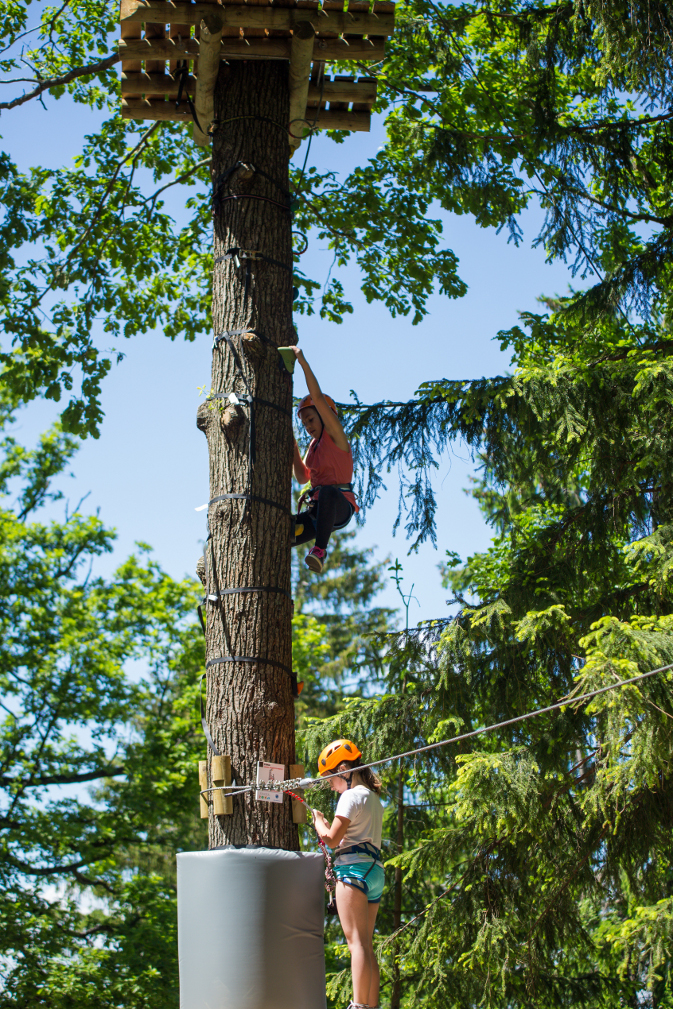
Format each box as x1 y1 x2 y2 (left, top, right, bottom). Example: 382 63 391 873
336 841 382 863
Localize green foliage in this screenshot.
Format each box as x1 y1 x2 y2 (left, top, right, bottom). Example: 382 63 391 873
299 300 673 1006
8 0 673 432
0 404 206 1007
293 526 397 720
4 0 673 1005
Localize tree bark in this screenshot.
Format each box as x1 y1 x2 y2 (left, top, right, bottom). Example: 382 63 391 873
198 60 296 850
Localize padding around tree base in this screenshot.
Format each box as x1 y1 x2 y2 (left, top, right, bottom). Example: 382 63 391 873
177 846 327 1009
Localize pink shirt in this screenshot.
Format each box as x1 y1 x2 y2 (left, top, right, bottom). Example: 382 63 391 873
296 431 359 511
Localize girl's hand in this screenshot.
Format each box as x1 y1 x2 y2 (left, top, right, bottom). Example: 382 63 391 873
290 346 305 362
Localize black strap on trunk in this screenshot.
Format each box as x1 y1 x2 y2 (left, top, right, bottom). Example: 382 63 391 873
214 248 292 307
206 655 300 697
206 586 292 600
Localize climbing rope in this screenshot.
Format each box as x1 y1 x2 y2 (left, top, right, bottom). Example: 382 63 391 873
286 789 338 913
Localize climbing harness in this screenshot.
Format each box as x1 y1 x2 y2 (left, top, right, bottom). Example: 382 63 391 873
337 841 382 863
297 482 354 514
286 789 338 914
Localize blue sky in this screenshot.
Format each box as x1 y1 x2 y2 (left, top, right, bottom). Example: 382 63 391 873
2 93 580 624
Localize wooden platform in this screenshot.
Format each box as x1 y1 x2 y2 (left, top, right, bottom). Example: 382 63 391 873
119 0 394 139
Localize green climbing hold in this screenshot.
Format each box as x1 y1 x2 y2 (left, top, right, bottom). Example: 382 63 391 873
278 347 297 374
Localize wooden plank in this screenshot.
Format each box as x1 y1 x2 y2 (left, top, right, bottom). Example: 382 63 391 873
289 764 308 824
122 72 376 105
119 36 386 61
121 71 193 94
198 760 208 818
143 7 167 90
122 97 193 120
326 74 351 115
120 0 142 72
307 78 377 104
317 109 370 131
122 98 371 131
313 38 385 62
288 21 315 152
193 3 223 145
351 75 376 112
121 2 395 36
212 754 233 816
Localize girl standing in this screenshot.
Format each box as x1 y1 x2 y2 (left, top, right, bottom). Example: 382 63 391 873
291 348 359 573
312 739 384 1009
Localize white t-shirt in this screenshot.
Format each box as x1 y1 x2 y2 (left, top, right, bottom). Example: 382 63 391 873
333 785 383 864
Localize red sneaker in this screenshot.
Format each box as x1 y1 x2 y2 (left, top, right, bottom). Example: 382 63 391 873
305 546 326 572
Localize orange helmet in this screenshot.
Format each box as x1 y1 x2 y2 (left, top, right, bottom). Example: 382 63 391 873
317 739 362 776
297 394 339 417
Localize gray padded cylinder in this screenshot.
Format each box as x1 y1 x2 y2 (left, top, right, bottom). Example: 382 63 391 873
177 847 327 1009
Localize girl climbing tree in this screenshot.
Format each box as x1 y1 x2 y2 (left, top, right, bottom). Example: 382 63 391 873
291 348 359 573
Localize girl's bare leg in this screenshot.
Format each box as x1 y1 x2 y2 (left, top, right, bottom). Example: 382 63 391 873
336 881 379 1005
367 900 380 1007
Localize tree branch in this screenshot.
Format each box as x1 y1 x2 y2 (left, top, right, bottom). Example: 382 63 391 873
144 157 212 211
0 766 125 788
0 53 120 111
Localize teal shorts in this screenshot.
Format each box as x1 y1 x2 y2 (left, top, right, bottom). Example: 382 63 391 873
334 860 385 903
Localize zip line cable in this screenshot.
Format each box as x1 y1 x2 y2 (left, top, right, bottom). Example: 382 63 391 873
311 661 673 786
201 661 673 800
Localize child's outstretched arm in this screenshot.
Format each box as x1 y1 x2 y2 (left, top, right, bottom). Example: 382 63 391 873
293 439 309 483
292 348 350 451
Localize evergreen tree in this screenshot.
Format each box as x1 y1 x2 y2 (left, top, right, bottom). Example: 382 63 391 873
306 309 673 1007
293 528 396 721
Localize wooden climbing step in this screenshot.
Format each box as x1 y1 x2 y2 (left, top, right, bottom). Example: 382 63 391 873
118 0 394 146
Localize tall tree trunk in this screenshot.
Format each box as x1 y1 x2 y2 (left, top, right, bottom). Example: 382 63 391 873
391 765 404 1008
197 60 297 850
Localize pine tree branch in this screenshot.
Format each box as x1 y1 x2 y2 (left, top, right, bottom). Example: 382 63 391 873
0 53 120 111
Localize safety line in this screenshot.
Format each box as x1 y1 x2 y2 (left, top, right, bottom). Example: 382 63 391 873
308 662 673 786
213 661 673 799
286 789 338 910
200 786 251 799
